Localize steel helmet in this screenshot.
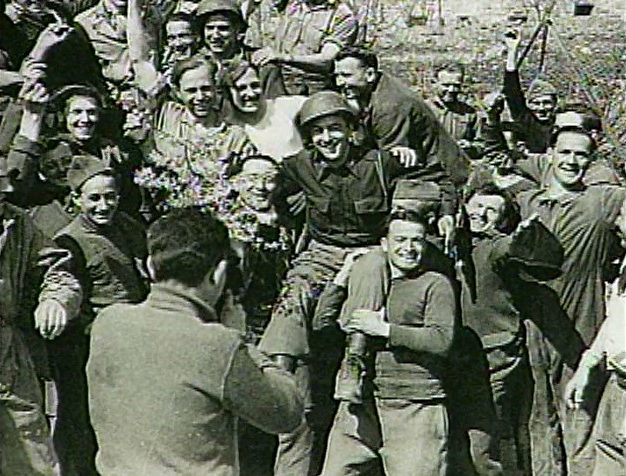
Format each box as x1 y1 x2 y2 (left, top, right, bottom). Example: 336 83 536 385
296 91 357 130
196 0 246 27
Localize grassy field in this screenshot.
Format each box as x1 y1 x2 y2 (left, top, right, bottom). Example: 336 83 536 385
358 0 626 148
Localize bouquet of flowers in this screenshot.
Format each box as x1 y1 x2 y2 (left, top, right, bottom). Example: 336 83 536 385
136 130 291 252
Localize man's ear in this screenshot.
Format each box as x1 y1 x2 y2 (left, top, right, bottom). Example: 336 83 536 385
70 190 82 211
380 236 389 253
146 255 156 281
212 258 228 294
365 67 377 84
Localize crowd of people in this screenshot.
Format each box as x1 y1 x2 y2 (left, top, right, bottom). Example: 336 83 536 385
0 1 625 476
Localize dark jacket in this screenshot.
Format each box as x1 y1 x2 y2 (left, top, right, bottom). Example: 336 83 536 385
503 70 552 154
366 72 469 186
274 146 404 247
8 133 143 217
55 212 147 329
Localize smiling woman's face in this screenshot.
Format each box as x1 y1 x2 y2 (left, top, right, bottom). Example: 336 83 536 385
230 67 263 114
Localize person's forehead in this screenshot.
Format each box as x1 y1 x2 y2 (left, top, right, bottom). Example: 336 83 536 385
82 174 117 193
468 193 505 207
335 56 364 70
235 67 260 85
180 66 212 84
389 219 426 236
205 14 235 26
310 114 348 128
68 95 99 109
437 71 463 84
554 131 592 149
167 19 193 33
241 158 277 174
528 94 555 103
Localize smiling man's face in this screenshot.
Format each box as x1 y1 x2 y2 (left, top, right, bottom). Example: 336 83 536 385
551 131 593 189
309 115 351 167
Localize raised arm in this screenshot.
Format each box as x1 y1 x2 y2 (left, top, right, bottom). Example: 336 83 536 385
127 0 161 94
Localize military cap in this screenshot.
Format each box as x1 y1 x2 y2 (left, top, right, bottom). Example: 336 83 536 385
196 0 246 25
508 218 564 281
391 180 442 216
527 77 558 99
392 180 442 202
297 91 356 129
67 155 115 192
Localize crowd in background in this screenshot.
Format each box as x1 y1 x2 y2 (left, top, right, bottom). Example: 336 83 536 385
1 1 625 476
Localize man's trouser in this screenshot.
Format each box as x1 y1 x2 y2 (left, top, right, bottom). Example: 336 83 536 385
332 249 503 476
447 328 504 476
486 338 533 476
0 327 57 476
591 374 626 476
526 321 604 476
47 327 98 476
321 398 449 476
260 240 374 476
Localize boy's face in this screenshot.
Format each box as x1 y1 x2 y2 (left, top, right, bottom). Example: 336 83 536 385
78 174 119 226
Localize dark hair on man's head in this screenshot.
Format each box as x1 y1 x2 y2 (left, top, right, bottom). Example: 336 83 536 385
465 182 520 234
167 11 195 26
147 207 230 286
171 57 216 88
335 46 379 71
435 61 465 78
51 83 103 112
223 58 258 88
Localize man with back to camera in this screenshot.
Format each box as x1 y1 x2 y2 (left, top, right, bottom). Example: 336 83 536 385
86 207 304 476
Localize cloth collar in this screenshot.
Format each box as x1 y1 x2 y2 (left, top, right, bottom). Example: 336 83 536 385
180 106 228 134
534 186 583 206
312 146 362 181
144 283 219 323
76 212 118 235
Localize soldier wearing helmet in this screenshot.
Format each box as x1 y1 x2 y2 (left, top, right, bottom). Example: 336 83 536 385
258 91 415 476
195 0 285 98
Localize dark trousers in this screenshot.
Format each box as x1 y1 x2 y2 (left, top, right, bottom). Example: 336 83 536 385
526 321 604 476
47 329 98 476
0 327 57 476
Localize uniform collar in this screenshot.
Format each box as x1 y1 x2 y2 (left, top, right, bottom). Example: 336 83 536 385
145 283 219 323
312 146 362 180
534 186 583 206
